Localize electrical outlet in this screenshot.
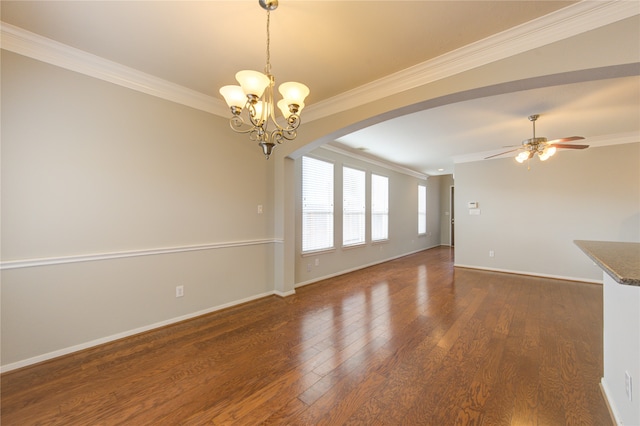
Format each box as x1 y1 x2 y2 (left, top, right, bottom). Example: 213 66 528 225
315 258 320 267
625 371 633 401
489 250 495 258
307 263 312 272
175 285 184 298
257 204 263 214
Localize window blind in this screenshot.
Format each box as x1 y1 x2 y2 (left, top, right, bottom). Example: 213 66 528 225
371 174 389 241
343 166 365 246
302 157 334 252
418 184 427 235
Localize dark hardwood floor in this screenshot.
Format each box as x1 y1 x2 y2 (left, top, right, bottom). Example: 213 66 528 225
1 247 611 425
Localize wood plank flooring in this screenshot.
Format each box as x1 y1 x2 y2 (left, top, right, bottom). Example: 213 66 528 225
1 247 612 425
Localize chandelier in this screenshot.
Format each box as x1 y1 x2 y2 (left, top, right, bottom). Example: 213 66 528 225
219 0 309 159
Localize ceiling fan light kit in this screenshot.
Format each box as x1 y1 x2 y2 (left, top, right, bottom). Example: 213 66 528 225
219 0 310 159
485 114 589 167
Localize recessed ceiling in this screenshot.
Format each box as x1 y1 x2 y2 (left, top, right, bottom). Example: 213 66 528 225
334 76 640 175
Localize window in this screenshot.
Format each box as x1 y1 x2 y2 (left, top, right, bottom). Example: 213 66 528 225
418 184 427 235
343 167 366 246
371 174 389 241
302 157 334 252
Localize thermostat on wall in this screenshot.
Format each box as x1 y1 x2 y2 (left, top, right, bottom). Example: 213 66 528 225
467 201 478 209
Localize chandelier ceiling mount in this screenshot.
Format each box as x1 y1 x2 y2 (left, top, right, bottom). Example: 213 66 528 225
219 0 309 159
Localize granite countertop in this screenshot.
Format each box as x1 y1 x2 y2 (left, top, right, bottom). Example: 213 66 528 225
574 240 640 287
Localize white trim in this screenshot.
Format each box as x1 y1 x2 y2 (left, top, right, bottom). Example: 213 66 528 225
0 239 282 270
302 1 639 122
583 132 640 148
0 22 229 117
2 1 636 121
0 290 275 373
601 378 623 425
322 144 428 179
273 290 296 298
295 246 438 289
454 263 603 284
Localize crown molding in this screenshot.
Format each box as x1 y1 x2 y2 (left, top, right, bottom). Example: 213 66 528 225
1 1 637 120
0 21 230 116
302 0 639 122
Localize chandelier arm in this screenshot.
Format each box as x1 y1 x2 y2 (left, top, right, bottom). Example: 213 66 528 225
285 114 301 131
274 127 297 142
249 127 268 142
246 101 268 129
229 115 257 134
271 129 284 144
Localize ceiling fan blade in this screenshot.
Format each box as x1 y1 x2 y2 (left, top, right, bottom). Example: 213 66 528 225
547 136 585 144
485 148 520 159
550 143 590 149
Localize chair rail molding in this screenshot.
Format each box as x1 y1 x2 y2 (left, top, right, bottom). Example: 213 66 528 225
0 238 283 270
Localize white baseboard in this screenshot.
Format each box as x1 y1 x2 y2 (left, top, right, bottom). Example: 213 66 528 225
453 263 603 284
601 378 622 425
295 246 441 289
274 290 296 298
1 290 275 373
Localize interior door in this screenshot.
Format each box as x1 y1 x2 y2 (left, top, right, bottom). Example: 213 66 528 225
450 186 455 247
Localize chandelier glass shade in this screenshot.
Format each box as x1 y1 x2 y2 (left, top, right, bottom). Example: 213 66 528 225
219 0 309 159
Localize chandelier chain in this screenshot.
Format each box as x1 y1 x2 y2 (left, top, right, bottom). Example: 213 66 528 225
265 10 272 75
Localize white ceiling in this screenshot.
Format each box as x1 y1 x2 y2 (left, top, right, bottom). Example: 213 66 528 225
1 1 639 175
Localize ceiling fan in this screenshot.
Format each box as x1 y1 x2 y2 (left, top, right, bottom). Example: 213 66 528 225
485 114 589 164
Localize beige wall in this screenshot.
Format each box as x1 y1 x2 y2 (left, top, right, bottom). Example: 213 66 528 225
1 51 275 368
454 142 640 281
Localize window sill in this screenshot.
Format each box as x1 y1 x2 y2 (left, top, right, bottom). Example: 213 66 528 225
372 239 389 245
342 242 366 250
301 248 336 257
